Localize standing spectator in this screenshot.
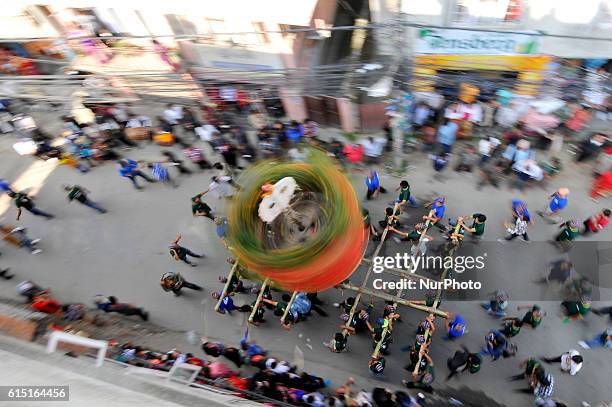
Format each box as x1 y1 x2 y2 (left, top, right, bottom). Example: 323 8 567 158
538 188 570 224
582 209 611 235
303 118 318 139
436 118 458 154
94 295 149 321
169 234 204 266
362 137 384 163
64 185 107 214
163 103 182 126
413 102 432 127
543 350 583 376
8 191 54 221
286 121 303 145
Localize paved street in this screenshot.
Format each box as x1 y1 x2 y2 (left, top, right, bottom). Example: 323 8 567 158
0 107 611 406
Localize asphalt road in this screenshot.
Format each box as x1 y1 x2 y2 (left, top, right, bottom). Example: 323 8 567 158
0 109 611 406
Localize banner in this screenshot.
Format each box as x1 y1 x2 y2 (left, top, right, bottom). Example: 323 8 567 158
416 28 540 56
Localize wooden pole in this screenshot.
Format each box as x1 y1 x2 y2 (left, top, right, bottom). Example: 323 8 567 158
411 221 462 377
248 278 270 323
214 261 239 312
371 213 435 358
280 291 299 325
341 203 400 338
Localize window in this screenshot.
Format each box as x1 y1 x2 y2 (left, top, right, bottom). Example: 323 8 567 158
451 0 523 25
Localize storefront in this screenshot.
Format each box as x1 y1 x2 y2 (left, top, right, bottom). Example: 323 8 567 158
413 28 550 97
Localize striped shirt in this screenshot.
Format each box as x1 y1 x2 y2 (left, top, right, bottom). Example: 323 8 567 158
183 147 204 162
152 163 169 181
534 373 554 399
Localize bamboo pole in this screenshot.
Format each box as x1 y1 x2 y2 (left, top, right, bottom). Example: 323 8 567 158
341 203 400 338
248 278 270 323
371 214 434 358
411 221 462 377
280 291 299 325
214 261 239 312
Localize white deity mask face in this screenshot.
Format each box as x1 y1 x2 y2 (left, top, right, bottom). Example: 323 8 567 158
258 177 299 223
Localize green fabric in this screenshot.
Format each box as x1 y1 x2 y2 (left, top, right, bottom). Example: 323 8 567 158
68 186 86 202
407 230 421 240
333 336 347 351
559 226 579 241
471 216 485 235
192 201 211 215
523 310 542 328
14 193 31 208
398 187 410 202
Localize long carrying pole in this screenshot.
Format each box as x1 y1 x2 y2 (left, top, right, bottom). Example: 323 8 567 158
341 203 400 338
280 291 299 324
214 261 239 312
339 283 448 318
411 221 463 376
248 278 270 323
371 215 433 358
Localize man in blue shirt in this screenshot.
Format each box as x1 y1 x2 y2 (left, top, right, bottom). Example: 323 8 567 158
538 187 569 224
118 159 156 190
0 178 14 195
436 119 458 154
511 199 531 222
423 197 447 231
212 291 251 314
365 170 386 200
445 314 466 339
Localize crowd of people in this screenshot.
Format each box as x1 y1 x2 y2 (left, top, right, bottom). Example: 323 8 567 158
1 86 611 407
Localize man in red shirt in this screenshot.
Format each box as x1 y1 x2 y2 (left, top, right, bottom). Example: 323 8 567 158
31 293 61 314
583 209 611 235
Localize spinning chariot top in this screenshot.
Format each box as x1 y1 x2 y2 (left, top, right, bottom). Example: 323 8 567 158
227 149 368 292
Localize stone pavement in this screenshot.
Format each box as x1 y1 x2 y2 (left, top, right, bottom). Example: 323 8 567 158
0 104 610 406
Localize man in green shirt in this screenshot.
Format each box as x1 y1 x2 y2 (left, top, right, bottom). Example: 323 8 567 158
403 352 434 393
191 192 214 220
518 304 545 329
64 185 106 214
465 213 486 241
8 191 54 220
555 220 579 241
553 220 579 251
395 180 418 210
